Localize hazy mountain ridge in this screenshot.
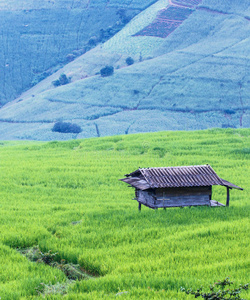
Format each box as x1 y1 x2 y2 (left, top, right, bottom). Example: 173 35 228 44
0 0 249 140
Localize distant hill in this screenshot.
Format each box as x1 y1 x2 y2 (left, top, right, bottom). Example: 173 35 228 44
0 0 157 106
0 0 249 140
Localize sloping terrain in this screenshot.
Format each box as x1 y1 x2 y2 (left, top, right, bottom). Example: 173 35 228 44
0 0 157 106
0 0 249 140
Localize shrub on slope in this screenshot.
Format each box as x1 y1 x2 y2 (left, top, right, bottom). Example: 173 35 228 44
52 122 82 134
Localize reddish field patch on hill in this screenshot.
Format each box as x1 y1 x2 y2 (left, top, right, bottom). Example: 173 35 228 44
133 0 202 38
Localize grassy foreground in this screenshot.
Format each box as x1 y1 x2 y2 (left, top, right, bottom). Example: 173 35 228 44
0 129 249 299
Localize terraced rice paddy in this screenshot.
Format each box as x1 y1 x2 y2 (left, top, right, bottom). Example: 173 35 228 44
0 129 249 299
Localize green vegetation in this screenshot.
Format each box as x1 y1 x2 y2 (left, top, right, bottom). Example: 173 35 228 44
181 277 249 299
52 122 82 134
0 129 249 299
126 57 135 66
18 246 92 282
100 65 114 77
52 74 70 87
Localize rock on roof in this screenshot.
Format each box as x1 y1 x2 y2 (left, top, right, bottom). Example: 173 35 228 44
120 165 243 190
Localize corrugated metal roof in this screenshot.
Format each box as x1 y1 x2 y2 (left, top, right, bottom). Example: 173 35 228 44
121 165 243 190
139 165 223 188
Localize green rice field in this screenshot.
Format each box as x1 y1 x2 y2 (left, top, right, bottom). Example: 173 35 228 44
0 128 249 299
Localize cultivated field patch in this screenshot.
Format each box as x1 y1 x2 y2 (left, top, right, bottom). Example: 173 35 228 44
134 0 203 38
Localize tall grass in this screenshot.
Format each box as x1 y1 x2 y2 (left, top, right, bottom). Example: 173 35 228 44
0 128 249 299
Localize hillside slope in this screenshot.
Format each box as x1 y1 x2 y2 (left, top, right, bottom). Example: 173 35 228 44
0 0 249 140
0 0 156 106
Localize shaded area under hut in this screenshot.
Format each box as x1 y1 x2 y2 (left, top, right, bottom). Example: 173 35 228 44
120 165 243 210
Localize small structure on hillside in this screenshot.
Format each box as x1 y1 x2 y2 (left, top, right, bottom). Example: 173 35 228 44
120 165 243 210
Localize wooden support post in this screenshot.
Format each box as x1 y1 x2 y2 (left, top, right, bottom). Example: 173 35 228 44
226 187 230 207
138 202 141 211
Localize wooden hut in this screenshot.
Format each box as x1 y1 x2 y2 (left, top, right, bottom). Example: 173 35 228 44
120 165 243 210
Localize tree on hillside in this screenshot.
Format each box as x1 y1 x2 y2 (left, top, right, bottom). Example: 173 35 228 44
126 57 134 66
52 74 70 87
59 74 70 85
52 122 82 134
100 66 114 77
116 9 131 24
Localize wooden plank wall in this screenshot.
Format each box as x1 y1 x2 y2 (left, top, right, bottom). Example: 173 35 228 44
155 186 211 198
137 186 211 208
138 190 155 208
154 195 210 208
